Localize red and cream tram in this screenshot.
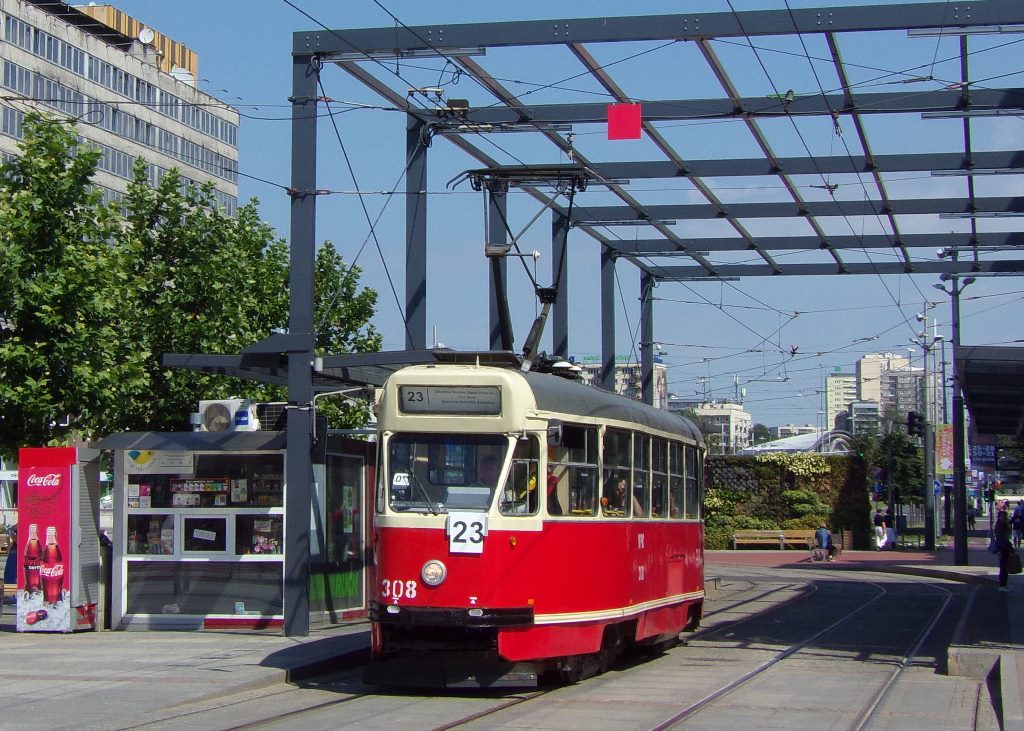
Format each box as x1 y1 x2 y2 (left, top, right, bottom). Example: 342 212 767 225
365 362 705 688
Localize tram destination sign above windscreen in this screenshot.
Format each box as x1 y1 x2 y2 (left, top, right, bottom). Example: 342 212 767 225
399 385 501 415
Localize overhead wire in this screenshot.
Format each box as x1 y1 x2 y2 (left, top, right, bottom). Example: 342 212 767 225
315 75 415 347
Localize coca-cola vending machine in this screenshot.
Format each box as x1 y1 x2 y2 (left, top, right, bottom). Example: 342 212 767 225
16 447 101 632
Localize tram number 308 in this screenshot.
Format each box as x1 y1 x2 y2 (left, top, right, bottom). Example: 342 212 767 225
381 579 417 600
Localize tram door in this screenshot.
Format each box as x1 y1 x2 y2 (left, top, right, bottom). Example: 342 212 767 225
311 453 366 619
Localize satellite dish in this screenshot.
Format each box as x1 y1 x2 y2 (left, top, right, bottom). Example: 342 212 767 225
203 402 232 432
138 27 155 45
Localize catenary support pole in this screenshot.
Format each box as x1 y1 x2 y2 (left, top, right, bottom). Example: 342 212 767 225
640 271 654 406
600 245 616 393
952 279 969 565
284 52 318 637
405 117 428 350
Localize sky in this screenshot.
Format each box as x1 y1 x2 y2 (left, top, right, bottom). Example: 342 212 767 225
107 0 1024 427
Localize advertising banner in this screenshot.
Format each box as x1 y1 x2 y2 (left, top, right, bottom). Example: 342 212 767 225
16 447 75 632
970 436 998 469
936 424 954 477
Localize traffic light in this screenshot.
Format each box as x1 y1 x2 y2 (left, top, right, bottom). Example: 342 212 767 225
906 411 925 437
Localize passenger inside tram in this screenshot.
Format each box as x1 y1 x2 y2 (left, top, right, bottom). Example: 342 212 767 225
546 466 563 515
603 476 643 516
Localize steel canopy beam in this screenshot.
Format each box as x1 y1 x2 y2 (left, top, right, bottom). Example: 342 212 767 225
298 1 1024 55
571 196 1024 222
650 259 1024 279
604 232 1024 255
420 89 1024 128
475 152 1024 181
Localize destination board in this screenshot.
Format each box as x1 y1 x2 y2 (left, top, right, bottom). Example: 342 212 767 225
398 385 501 415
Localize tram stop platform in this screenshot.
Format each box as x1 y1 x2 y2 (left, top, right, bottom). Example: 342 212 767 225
0 537 1021 730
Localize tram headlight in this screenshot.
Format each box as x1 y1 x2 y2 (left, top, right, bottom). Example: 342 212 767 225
421 559 447 586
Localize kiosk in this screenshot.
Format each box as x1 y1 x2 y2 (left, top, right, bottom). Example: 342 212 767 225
95 431 373 630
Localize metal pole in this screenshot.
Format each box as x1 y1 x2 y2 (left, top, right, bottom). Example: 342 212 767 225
941 337 951 533
284 51 319 637
600 245 616 393
640 271 654 406
405 117 428 350
952 279 969 565
922 344 936 551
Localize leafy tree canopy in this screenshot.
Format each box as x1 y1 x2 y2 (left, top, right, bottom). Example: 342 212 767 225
0 113 381 461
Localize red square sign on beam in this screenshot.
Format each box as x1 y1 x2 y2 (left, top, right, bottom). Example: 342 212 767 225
608 103 642 140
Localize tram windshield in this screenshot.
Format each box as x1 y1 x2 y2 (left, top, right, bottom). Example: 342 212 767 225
386 433 509 513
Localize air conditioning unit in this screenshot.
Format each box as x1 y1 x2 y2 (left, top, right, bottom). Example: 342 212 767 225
255 402 288 431
197 399 261 432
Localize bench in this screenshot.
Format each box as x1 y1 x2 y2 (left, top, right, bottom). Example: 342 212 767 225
733 529 816 550
0 533 9 555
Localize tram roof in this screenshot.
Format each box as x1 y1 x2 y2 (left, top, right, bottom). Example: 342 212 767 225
164 347 703 443
523 371 704 445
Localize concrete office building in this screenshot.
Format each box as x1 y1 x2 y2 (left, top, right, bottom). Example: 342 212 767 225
856 352 909 403
0 1 238 212
578 359 669 410
771 424 818 440
838 400 881 437
666 397 752 454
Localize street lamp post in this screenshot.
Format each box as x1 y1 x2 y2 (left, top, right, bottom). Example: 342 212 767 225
910 318 943 552
934 272 975 566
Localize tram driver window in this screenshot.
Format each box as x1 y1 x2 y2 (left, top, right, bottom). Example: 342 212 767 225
387 433 508 513
499 436 540 516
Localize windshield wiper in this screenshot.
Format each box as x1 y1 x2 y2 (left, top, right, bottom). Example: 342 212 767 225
407 468 442 516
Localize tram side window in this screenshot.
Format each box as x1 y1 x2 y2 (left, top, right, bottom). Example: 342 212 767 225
633 434 650 518
550 424 598 517
499 435 540 516
684 445 701 519
668 442 684 519
602 428 631 517
651 438 668 518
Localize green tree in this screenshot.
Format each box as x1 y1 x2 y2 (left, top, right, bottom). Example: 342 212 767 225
752 423 772 444
118 163 382 431
116 163 299 431
0 113 382 458
853 431 924 506
0 114 147 460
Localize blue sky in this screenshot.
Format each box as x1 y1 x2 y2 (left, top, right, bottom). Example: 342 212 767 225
108 0 1024 427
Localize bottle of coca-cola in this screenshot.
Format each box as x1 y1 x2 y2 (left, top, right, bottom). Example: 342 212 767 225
40 526 64 605
23 523 42 595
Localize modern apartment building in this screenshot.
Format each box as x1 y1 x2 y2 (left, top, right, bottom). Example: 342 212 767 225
0 1 238 212
825 371 857 430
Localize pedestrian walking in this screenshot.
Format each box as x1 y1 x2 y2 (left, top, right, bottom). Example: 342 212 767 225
883 508 897 551
873 509 886 550
1011 501 1024 548
994 509 1014 592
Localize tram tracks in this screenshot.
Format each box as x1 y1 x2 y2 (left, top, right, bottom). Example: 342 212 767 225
124 571 976 731
652 575 957 730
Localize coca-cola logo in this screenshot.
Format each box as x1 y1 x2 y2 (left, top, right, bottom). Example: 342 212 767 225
26 473 61 487
40 564 64 578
